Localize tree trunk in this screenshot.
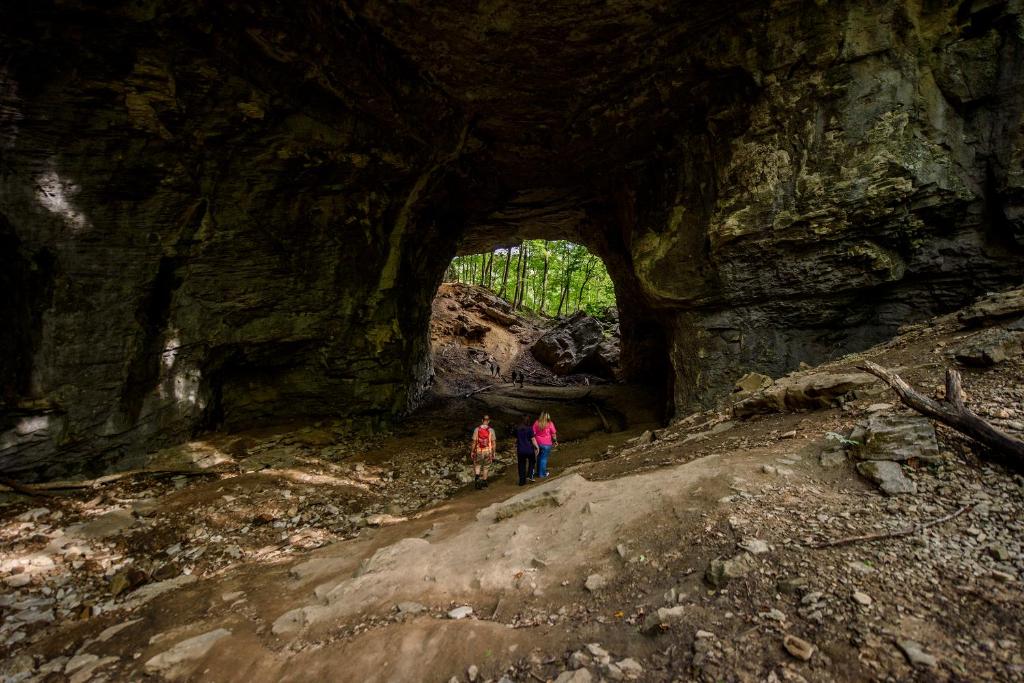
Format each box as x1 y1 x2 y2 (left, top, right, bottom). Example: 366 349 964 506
556 244 574 316
498 249 512 299
575 255 597 312
511 242 524 309
516 242 530 309
484 251 494 288
538 241 549 314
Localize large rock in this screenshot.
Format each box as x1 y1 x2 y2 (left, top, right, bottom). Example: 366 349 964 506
144 629 231 680
705 553 758 588
531 312 607 376
952 329 1024 366
733 372 878 418
851 414 940 463
856 460 917 496
958 288 1024 328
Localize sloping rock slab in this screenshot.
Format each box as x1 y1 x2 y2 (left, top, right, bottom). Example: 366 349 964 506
733 372 877 418
952 329 1024 366
144 629 230 681
852 414 940 463
958 287 1024 328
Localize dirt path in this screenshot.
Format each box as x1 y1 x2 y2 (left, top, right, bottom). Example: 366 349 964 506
3 290 1024 682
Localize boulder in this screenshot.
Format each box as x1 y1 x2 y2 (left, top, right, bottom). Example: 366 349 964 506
532 312 606 375
733 372 878 418
957 287 1024 327
856 460 917 495
852 414 940 463
705 553 757 588
641 605 688 633
952 329 1023 366
580 338 621 379
734 372 772 394
144 629 231 680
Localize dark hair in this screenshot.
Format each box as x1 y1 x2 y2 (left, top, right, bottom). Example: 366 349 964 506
518 413 531 426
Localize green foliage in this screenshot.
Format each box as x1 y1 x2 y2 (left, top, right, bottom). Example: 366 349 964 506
446 241 616 316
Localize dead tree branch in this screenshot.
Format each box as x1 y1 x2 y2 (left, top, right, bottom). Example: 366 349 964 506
858 361 1024 460
811 504 971 548
0 467 231 496
464 383 499 398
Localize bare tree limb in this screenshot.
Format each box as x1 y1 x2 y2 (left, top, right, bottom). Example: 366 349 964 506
0 477 54 498
811 504 972 548
0 467 231 495
464 383 499 398
858 361 1024 461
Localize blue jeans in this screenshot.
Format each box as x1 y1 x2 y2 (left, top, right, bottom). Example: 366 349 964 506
537 445 553 477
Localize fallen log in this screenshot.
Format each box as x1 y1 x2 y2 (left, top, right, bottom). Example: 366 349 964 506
0 477 54 498
0 467 232 495
858 360 1024 461
464 382 499 398
811 504 971 548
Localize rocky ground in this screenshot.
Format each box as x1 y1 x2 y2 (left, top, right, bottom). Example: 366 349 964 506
1 287 1022 682
430 282 619 397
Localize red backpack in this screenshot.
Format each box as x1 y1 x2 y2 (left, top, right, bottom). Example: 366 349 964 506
475 425 491 450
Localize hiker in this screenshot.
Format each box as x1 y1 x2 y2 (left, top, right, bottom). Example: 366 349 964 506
470 415 496 489
490 358 501 378
512 414 539 486
532 411 558 478
509 369 518 385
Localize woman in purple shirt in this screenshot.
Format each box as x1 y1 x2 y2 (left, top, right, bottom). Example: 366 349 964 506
532 412 558 477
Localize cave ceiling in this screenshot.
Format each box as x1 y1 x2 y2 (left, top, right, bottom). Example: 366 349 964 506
345 0 752 242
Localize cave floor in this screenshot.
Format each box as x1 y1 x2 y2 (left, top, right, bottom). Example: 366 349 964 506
2 306 1024 682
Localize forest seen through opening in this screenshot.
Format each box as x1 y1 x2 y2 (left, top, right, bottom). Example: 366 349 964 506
445 241 616 318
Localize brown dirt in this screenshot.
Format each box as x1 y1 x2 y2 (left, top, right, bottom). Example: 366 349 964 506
2 289 1023 683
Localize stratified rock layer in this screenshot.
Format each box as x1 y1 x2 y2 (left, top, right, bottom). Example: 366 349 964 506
2 1 1023 476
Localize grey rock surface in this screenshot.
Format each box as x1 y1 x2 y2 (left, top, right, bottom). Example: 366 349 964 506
853 414 940 463
531 312 607 376
856 460 917 496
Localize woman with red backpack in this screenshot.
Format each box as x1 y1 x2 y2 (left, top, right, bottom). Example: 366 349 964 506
470 415 496 489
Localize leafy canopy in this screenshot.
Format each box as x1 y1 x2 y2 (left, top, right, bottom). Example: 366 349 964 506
446 240 616 317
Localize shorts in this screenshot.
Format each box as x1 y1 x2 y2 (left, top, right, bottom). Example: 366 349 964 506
471 448 494 464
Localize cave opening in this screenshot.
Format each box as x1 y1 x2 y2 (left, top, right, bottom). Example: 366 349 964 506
429 240 623 397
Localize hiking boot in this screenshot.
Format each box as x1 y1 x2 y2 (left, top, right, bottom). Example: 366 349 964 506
481 479 489 488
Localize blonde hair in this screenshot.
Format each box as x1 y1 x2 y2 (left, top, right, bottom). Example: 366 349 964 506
536 412 550 428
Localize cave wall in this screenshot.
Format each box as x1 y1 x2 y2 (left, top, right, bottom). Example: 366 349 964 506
618 0 1024 408
0 2 471 478
2 0 1023 478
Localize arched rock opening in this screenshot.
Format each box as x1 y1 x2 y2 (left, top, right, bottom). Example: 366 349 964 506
444 191 674 406
2 1 1023 478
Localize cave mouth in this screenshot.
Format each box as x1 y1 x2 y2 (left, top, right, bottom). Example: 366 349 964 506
418 227 673 424
429 240 621 394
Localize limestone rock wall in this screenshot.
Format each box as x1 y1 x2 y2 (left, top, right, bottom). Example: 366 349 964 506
0 2 470 477
620 0 1024 408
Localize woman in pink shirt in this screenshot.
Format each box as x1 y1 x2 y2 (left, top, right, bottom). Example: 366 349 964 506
532 412 558 477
